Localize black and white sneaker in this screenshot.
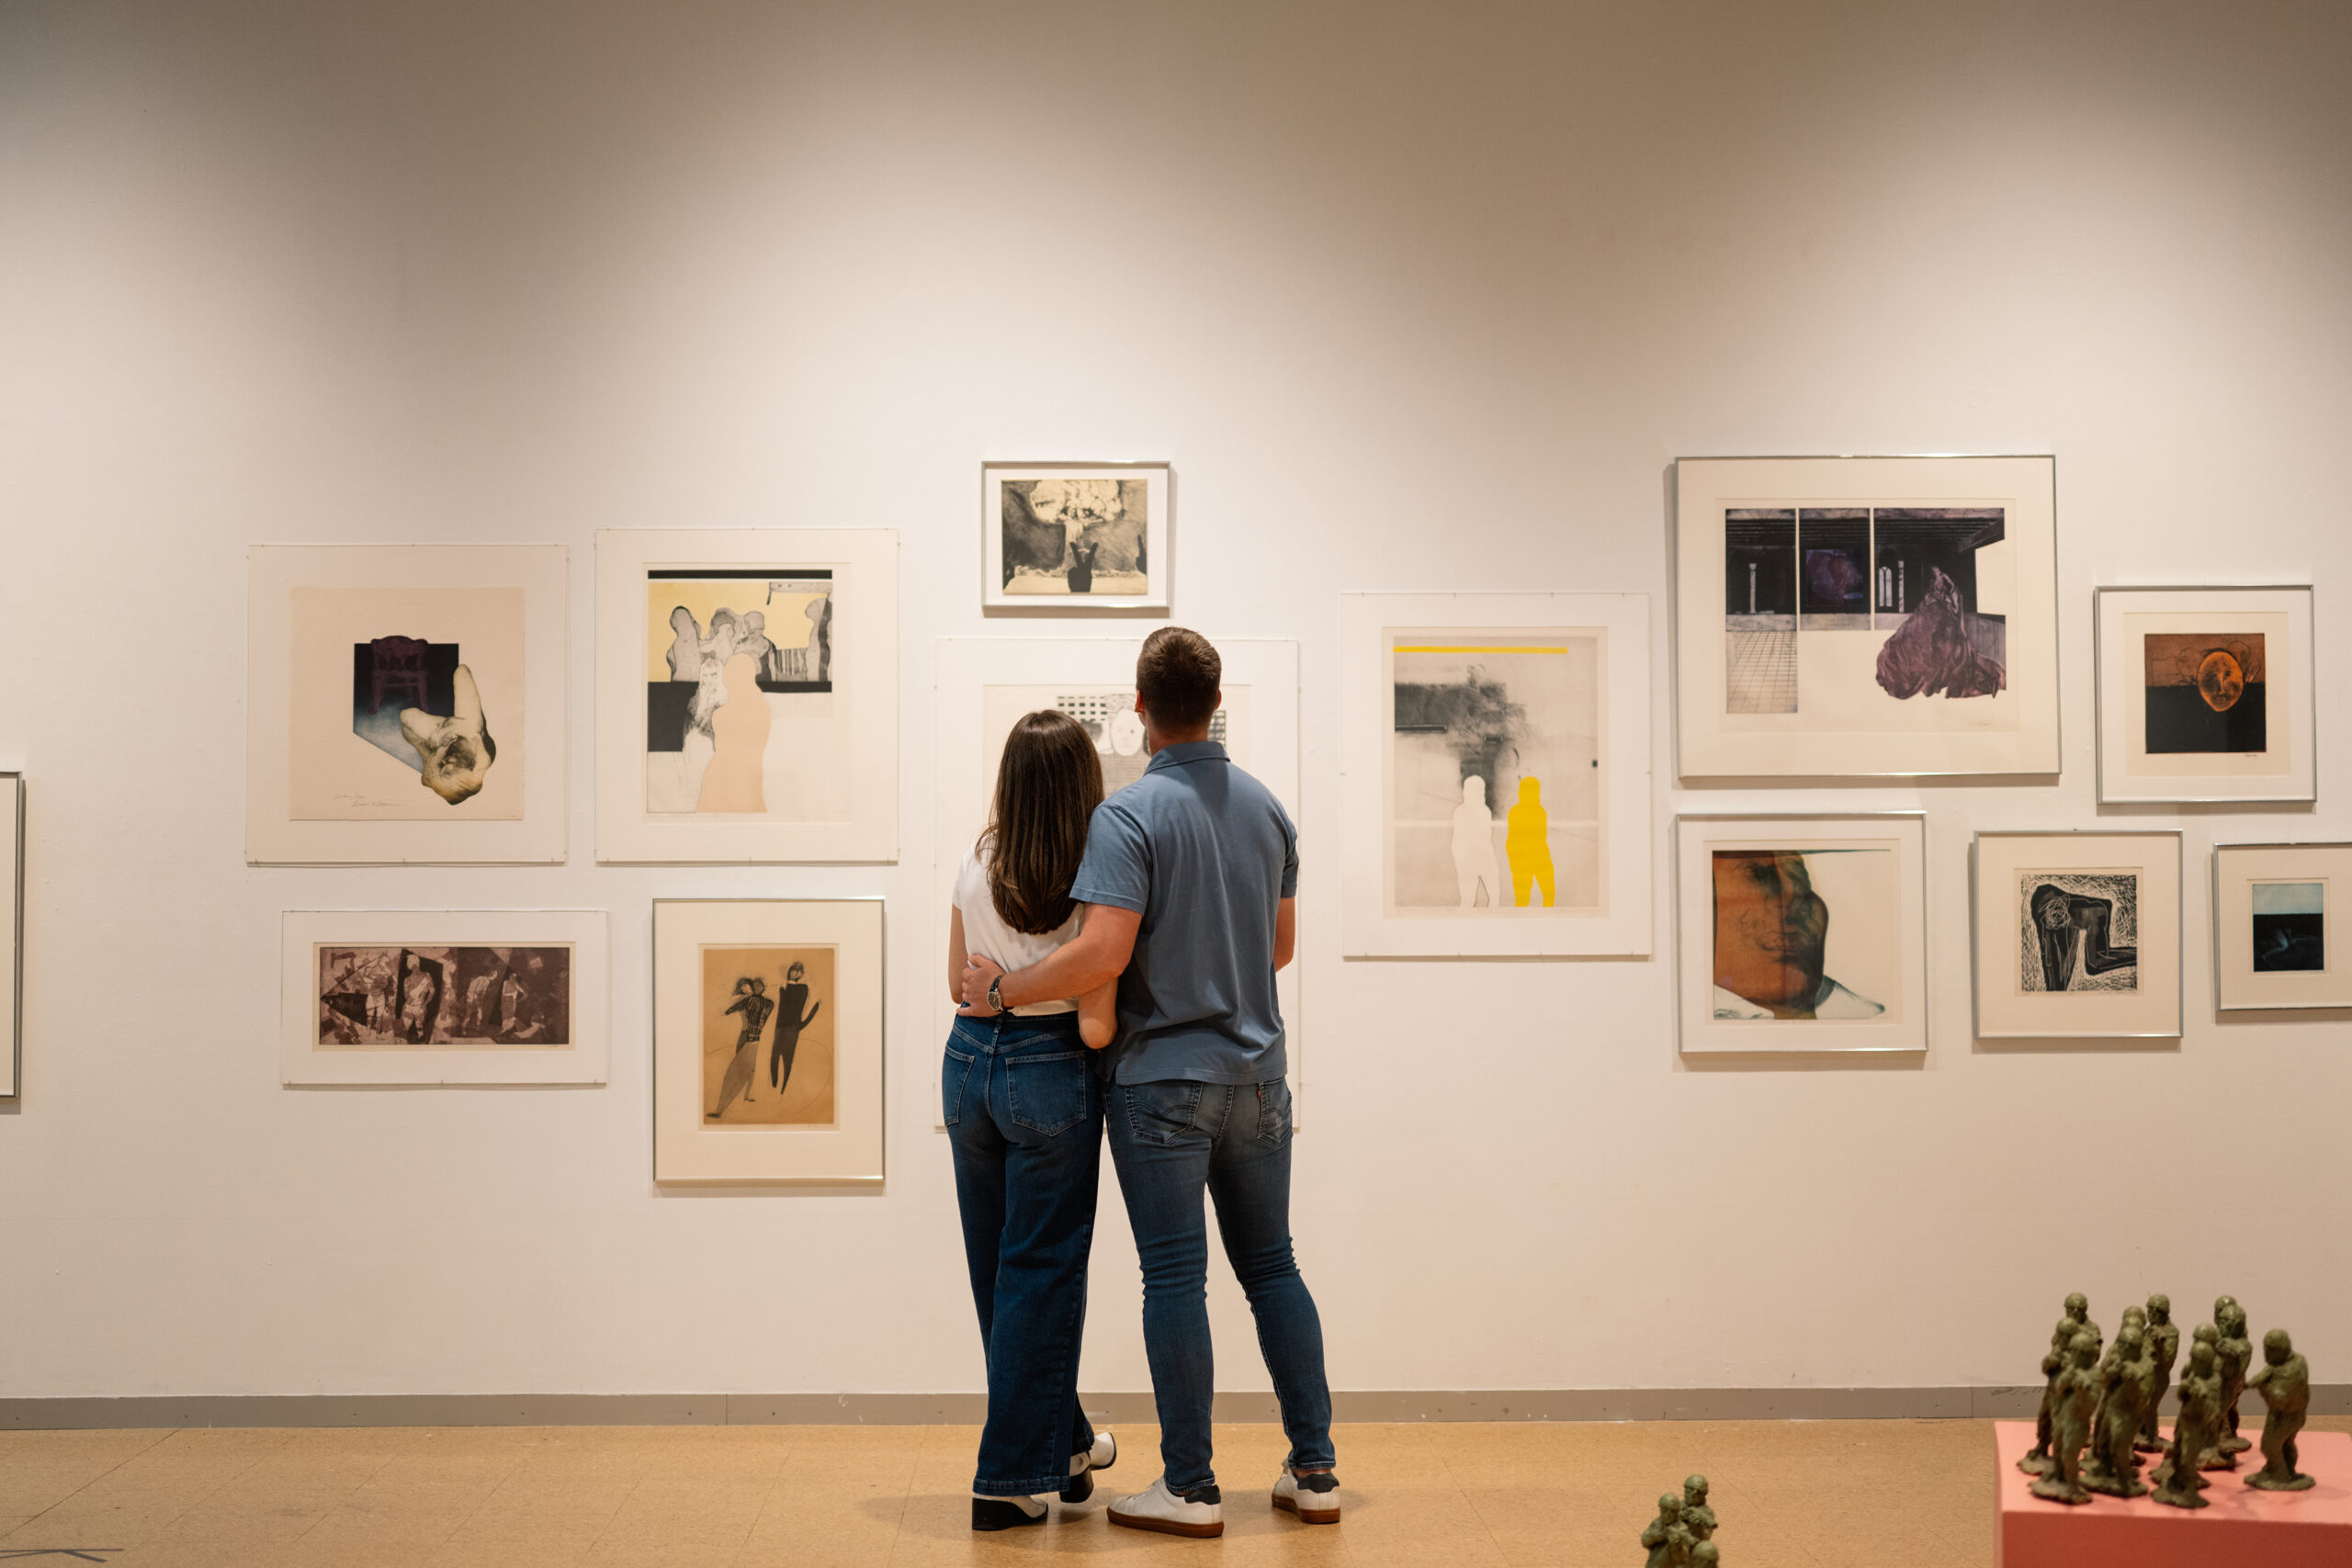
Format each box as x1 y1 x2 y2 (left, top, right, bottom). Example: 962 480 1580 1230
1060 1427 1115 1503
1109 1476 1224 1538
971 1495 1047 1531
1272 1464 1340 1524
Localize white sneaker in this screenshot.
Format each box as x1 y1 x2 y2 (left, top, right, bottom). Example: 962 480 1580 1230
1108 1475 1225 1538
1272 1464 1340 1524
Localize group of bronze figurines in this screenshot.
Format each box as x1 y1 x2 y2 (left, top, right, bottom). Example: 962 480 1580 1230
1640 1473 1719 1566
2020 1292 2314 1508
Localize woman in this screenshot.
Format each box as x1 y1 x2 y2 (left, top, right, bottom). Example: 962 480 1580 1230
945 710 1121 1530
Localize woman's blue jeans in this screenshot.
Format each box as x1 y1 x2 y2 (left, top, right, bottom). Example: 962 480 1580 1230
944 1012 1104 1496
1105 1076 1335 1494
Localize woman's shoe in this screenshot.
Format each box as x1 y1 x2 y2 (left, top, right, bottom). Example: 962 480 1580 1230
1090 1427 1118 1472
1060 1427 1115 1503
971 1495 1047 1531
1272 1464 1341 1524
1108 1476 1224 1538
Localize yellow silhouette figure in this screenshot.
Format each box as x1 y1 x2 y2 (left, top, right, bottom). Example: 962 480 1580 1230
1506 776 1555 908
697 654 770 813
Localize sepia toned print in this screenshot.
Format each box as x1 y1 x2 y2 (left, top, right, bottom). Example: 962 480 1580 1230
1709 847 1897 1022
1000 478 1148 596
642 570 845 820
700 944 835 1127
316 945 570 1045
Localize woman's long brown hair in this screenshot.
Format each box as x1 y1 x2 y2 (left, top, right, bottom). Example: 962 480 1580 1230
983 710 1105 935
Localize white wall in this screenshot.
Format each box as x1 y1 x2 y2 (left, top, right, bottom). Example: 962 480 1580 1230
3 0 2349 1402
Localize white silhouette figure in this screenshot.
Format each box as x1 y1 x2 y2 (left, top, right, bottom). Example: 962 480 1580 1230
1451 775 1503 909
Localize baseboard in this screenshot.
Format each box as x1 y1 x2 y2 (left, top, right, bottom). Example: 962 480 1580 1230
6 1385 2345 1430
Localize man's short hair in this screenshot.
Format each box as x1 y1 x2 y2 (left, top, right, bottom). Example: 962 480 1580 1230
1136 626 1221 731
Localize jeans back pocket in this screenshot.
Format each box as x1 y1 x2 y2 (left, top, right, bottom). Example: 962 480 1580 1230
1122 1080 1205 1147
1006 1051 1091 1135
1254 1077 1294 1145
941 1044 976 1128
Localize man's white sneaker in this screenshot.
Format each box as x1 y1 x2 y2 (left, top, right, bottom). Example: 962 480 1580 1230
1107 1476 1225 1538
1272 1464 1340 1524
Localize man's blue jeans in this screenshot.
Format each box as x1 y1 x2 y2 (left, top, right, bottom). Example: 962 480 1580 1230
944 1013 1104 1496
1105 1076 1334 1493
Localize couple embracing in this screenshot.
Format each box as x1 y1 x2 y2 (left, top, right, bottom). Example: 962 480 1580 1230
943 628 1339 1538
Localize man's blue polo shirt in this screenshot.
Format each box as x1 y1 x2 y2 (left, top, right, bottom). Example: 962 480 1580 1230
1069 739 1297 1086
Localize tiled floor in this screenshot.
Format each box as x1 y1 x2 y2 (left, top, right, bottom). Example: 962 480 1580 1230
5 1417 2347 1566
1724 626 1798 713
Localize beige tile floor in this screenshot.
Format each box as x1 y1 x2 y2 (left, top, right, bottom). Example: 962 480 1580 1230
6 1416 2347 1567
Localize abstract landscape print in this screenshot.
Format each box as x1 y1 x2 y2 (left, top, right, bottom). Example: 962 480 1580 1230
315 944 571 1045
2017 872 2140 994
289 586 526 820
643 570 847 821
1386 628 1605 918
699 944 835 1128
1722 506 2010 722
2251 880 2324 973
2143 631 2266 753
999 477 1149 597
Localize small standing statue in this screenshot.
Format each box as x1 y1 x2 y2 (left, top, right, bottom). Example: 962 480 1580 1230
2021 1294 2095 1476
2081 1324 2154 1498
2137 1294 2181 1454
2153 1340 2223 1509
1641 1493 1695 1568
2245 1328 2315 1492
2030 1330 2103 1505
2088 1305 2146 1450
2215 1301 2255 1457
1680 1475 1715 1542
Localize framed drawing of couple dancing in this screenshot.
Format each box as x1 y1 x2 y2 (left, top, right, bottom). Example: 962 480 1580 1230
651 898 885 1185
595 530 898 863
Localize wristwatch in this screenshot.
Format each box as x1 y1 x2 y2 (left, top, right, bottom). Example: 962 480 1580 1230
988 975 1007 1015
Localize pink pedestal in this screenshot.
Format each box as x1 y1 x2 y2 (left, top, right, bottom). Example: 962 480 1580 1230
1996 1418 2352 1568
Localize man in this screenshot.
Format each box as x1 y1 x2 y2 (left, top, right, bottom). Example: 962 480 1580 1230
957 627 1335 1539
1710 850 1883 1019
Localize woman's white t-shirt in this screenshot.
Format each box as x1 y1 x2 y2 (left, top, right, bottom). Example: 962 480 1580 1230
954 843 1082 1016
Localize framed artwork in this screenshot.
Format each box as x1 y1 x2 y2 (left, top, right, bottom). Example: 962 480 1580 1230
1973 831 2183 1040
1339 593 1652 957
1675 814 1928 1054
2093 585 2315 804
933 637 1302 1119
2214 842 2352 1010
596 530 898 863
279 910 609 1085
653 899 885 1184
245 546 569 863
1673 456 2060 779
981 461 1170 611
1 774 19 1100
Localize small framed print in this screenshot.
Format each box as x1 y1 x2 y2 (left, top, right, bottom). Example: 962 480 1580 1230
1973 831 2183 1040
653 899 884 1185
281 910 610 1085
981 461 1170 611
1 774 20 1100
2094 585 2315 804
2214 843 2352 1010
1673 455 2061 779
1676 814 1928 1054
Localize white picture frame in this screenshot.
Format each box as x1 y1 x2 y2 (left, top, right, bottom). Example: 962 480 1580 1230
1673 456 2061 780
1340 592 1652 957
280 909 610 1086
596 530 898 863
245 545 570 864
1676 813 1928 1055
2214 842 2352 1011
0 774 20 1100
981 461 1170 612
653 899 886 1185
1973 831 2183 1040
2094 585 2315 805
933 637 1303 1123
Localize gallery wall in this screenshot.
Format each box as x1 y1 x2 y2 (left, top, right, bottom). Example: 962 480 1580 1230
3 0 2349 1404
